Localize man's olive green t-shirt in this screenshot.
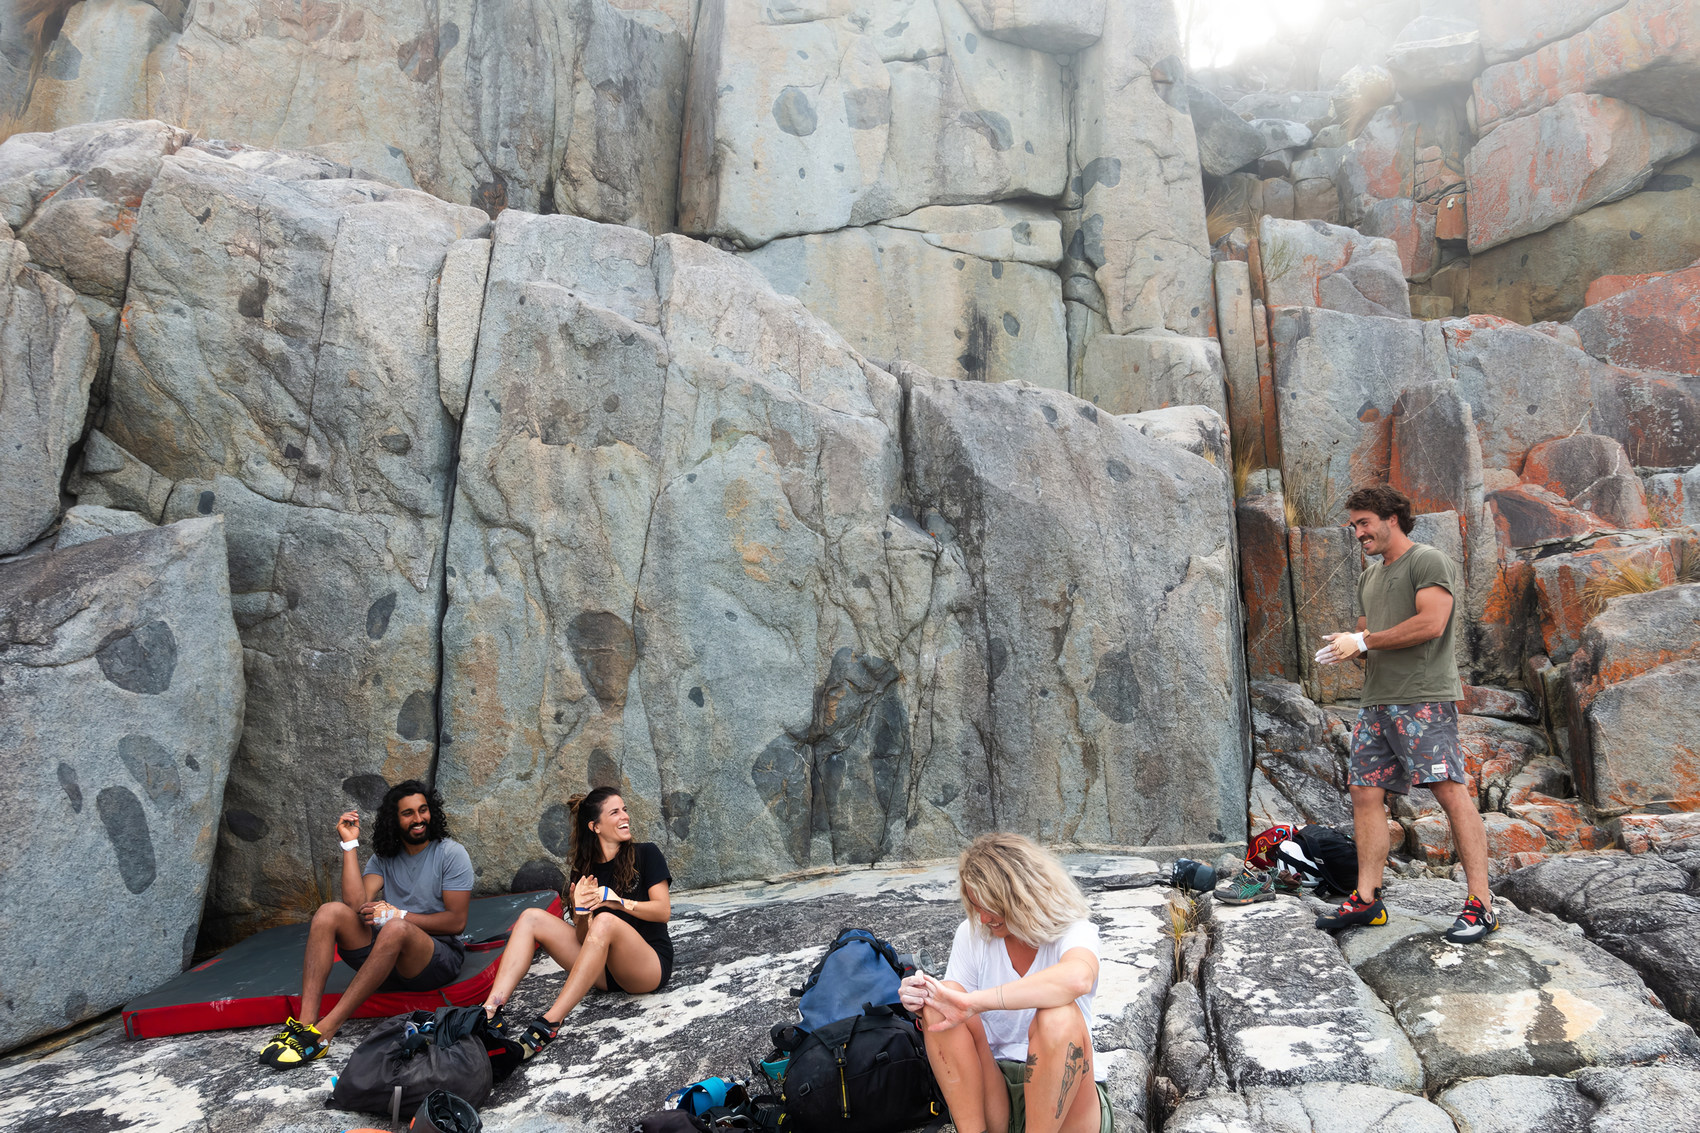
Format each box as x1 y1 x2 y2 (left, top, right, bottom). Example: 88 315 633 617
1355 542 1462 706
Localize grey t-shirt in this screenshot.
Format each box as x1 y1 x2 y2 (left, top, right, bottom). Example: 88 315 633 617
1354 542 1463 706
364 837 475 915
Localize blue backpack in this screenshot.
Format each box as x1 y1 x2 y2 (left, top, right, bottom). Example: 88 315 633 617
790 928 912 1034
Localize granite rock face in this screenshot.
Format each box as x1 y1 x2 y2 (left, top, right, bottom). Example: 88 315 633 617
1476 0 1628 66
1166 1083 1458 1133
0 221 99 555
1497 849 1700 1028
1571 259 1700 374
23 0 687 231
1259 217 1411 318
103 145 490 943
437 211 1249 893
0 517 244 1052
1338 879 1700 1089
1464 93 1698 252
679 0 1067 246
743 206 1067 388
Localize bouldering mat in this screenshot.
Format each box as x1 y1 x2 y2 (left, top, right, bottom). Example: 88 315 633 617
122 890 562 1039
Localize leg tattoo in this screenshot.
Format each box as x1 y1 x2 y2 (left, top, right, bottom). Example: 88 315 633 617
1024 1052 1039 1083
1056 1042 1084 1120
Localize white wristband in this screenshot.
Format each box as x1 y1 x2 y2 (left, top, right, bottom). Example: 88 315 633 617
340 838 359 851
396 909 407 920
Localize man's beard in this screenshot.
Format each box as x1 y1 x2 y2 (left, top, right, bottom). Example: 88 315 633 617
402 823 431 845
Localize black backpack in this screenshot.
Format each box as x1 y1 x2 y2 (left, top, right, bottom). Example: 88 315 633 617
331 1007 508 1119
1294 825 1360 897
778 1005 944 1133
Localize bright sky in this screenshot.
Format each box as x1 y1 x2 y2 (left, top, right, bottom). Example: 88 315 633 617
1176 0 1329 70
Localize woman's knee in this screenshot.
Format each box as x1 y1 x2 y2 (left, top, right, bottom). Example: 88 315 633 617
1028 1004 1088 1052
586 911 621 941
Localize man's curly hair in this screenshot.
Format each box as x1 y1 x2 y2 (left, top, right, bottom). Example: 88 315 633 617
1343 485 1415 535
371 779 450 858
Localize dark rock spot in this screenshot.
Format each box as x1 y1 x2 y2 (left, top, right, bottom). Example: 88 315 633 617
342 773 390 811
379 432 412 453
1645 173 1692 192
964 32 978 52
589 747 621 789
367 591 398 639
989 637 1009 681
992 261 1004 279
1042 405 1058 424
511 859 566 895
284 443 304 460
473 177 508 219
960 109 1013 151
62 991 88 1022
1089 646 1142 723
97 786 157 894
1078 156 1122 193
1528 404 1539 414
237 278 269 319
1106 460 1131 482
853 574 873 590
567 611 638 706
844 87 890 130
773 86 818 136
662 791 695 839
930 783 960 807
185 754 199 771
58 763 82 813
97 620 178 694
725 610 737 620
396 690 437 741
396 21 459 83
1024 140 1034 154
686 472 697 483
1072 213 1106 267
539 804 574 856
1003 313 1019 336
195 207 212 225
603 394 621 412
689 686 705 707
118 734 181 801
197 490 215 515
1078 404 1099 422
226 808 269 842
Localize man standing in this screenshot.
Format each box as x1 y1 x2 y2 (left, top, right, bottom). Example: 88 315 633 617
1313 486 1496 944
259 780 475 1067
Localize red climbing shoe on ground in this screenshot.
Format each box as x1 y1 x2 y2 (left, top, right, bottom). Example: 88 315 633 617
1315 888 1387 930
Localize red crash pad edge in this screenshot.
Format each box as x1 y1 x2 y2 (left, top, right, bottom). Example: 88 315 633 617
122 894 562 1040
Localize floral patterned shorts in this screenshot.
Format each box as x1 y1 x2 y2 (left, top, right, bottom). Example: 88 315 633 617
1348 701 1464 795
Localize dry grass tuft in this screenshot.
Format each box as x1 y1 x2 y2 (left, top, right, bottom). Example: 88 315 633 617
1677 540 1700 585
1283 459 1339 528
1583 559 1665 618
1165 890 1194 978
1206 183 1257 246
1232 444 1255 500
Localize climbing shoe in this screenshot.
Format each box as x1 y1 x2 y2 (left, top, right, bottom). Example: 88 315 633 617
1216 867 1275 905
258 1016 329 1068
1443 894 1499 944
490 1010 557 1060
1315 888 1387 930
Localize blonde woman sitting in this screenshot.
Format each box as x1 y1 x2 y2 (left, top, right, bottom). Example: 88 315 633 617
899 832 1112 1133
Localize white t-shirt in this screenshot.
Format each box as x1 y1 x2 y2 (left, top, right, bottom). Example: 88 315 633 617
941 918 1105 1080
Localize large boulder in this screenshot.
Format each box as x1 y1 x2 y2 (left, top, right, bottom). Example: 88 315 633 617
1240 496 1298 682
20 0 688 231
437 212 1250 893
1477 0 1628 66
961 0 1105 53
1437 1075 1599 1133
1465 93 1698 252
1076 331 1228 418
1207 899 1425 1091
1071 0 1213 338
0 222 99 555
0 517 244 1053
1188 81 1268 177
1258 217 1411 318
102 143 490 945
1571 259 1700 374
1466 152 1700 323
1472 0 1700 134
1581 658 1700 812
1340 879 1700 1088
1269 307 1448 517
742 206 1067 388
1497 850 1700 1028
1574 1066 1700 1132
679 0 1066 245
1167 1083 1457 1133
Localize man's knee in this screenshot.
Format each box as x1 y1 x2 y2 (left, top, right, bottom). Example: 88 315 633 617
312 902 354 927
373 919 419 951
1350 784 1386 810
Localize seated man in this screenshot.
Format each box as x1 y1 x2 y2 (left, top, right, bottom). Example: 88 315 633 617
259 779 473 1068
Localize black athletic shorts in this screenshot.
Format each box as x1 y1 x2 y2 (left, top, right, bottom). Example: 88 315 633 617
591 909 673 994
341 933 466 992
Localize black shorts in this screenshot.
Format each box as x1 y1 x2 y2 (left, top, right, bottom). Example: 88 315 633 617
341 933 466 992
591 909 673 994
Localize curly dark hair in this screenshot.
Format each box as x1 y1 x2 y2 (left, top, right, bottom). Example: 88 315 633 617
371 779 450 858
568 787 637 896
1343 485 1415 534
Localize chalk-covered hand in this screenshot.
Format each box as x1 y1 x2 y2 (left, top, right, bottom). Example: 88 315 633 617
1315 632 1366 666
898 972 930 1014
919 976 978 1032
